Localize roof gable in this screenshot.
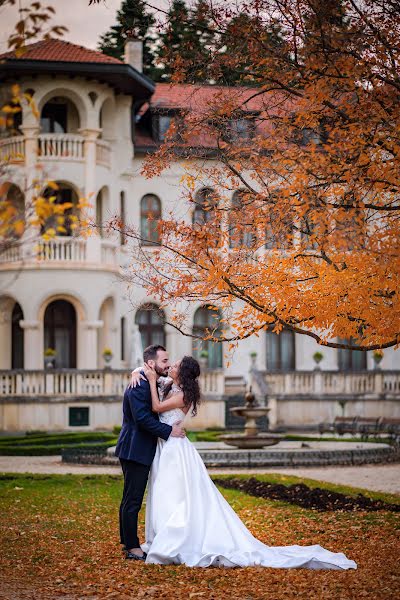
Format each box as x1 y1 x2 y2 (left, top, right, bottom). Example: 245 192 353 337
0 39 123 65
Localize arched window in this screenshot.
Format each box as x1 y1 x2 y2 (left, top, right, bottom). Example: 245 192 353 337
140 194 161 245
265 206 293 250
42 184 78 237
4 184 25 240
338 338 367 371
135 304 166 348
229 190 254 248
40 97 80 134
193 305 223 369
12 302 24 369
266 327 295 371
193 188 218 226
44 300 76 368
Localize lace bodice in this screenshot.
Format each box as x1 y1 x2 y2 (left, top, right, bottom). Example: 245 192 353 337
158 381 186 426
159 407 186 426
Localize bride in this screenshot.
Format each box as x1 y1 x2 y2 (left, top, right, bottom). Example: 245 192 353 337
132 356 356 570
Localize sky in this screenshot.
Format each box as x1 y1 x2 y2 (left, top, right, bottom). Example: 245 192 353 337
0 0 170 54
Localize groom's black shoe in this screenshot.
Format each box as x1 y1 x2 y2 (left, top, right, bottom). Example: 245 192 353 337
125 550 147 561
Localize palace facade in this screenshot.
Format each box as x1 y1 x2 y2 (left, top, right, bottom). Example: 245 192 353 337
0 39 398 432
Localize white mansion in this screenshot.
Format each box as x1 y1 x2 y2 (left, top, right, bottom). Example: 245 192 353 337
0 39 399 432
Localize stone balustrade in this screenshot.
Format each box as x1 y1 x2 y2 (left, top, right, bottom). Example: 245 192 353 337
0 237 119 269
259 370 400 397
0 134 111 167
0 135 25 162
0 369 225 398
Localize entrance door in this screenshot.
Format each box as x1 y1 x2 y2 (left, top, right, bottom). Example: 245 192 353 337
44 300 76 368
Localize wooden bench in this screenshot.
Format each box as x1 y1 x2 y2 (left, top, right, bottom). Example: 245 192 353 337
319 416 400 442
318 416 359 436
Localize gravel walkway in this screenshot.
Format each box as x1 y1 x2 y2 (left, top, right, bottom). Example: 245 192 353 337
0 456 399 495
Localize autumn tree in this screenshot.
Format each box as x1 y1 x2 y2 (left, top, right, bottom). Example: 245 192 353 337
119 0 400 351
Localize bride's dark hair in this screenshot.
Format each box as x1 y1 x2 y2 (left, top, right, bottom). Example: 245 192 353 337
166 356 201 416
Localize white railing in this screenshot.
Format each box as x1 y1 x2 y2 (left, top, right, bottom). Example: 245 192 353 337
36 237 87 262
200 369 225 396
0 238 120 271
0 369 225 398
38 134 85 161
0 135 25 162
255 370 400 396
96 140 111 167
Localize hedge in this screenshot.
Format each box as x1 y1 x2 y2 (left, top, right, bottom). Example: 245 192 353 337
0 440 117 456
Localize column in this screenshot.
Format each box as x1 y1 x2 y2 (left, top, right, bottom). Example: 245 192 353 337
78 127 101 225
19 320 41 369
81 320 103 369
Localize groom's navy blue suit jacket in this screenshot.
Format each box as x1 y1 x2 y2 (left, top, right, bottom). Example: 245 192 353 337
115 377 172 466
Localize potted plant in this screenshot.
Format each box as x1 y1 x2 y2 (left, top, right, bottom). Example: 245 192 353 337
313 351 324 370
199 350 208 369
249 351 257 368
44 347 56 368
372 349 384 369
102 347 113 368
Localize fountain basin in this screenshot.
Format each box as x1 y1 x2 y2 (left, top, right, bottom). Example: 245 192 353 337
219 433 283 448
230 407 271 419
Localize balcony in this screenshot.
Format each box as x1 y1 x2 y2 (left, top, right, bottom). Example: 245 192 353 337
258 370 400 396
0 369 225 398
0 134 111 168
251 370 400 426
0 237 119 271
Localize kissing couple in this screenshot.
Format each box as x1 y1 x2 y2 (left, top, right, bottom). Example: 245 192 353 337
115 344 356 569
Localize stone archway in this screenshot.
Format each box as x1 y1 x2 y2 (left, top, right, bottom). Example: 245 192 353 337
44 299 77 368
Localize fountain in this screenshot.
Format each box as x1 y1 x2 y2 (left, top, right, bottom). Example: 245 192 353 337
220 387 283 448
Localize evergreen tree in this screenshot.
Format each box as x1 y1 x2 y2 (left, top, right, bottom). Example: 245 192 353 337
98 0 158 79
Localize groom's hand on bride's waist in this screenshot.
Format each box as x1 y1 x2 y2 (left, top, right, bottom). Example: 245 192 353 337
170 420 186 438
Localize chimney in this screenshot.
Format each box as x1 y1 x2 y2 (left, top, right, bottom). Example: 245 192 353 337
124 37 143 73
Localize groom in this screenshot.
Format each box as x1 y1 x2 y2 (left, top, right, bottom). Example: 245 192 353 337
115 344 185 560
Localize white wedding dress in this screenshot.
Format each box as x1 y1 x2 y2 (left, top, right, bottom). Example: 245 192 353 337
142 402 357 570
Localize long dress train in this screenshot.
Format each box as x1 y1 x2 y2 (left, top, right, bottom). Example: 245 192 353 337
142 407 357 570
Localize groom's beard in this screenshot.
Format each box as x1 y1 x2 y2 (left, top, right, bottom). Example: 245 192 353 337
155 364 169 377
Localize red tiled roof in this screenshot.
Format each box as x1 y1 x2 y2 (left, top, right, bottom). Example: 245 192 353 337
0 39 123 65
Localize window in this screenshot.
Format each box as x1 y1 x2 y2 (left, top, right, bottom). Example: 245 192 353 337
41 102 67 133
229 190 255 248
338 338 367 371
227 117 254 141
44 300 76 368
193 188 218 226
193 306 223 369
96 190 103 238
120 316 125 361
266 327 295 371
12 302 24 369
69 406 89 427
158 115 172 141
152 110 184 142
140 194 161 245
42 186 77 237
135 304 166 349
120 191 126 245
265 207 293 250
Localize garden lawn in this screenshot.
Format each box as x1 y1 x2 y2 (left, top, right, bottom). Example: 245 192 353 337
0 473 399 600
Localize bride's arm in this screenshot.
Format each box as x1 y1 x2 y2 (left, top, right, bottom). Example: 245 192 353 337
148 380 185 413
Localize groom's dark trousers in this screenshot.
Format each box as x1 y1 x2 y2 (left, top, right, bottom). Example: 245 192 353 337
115 379 172 550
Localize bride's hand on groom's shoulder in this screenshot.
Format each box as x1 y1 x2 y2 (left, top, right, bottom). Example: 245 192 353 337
129 368 146 389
